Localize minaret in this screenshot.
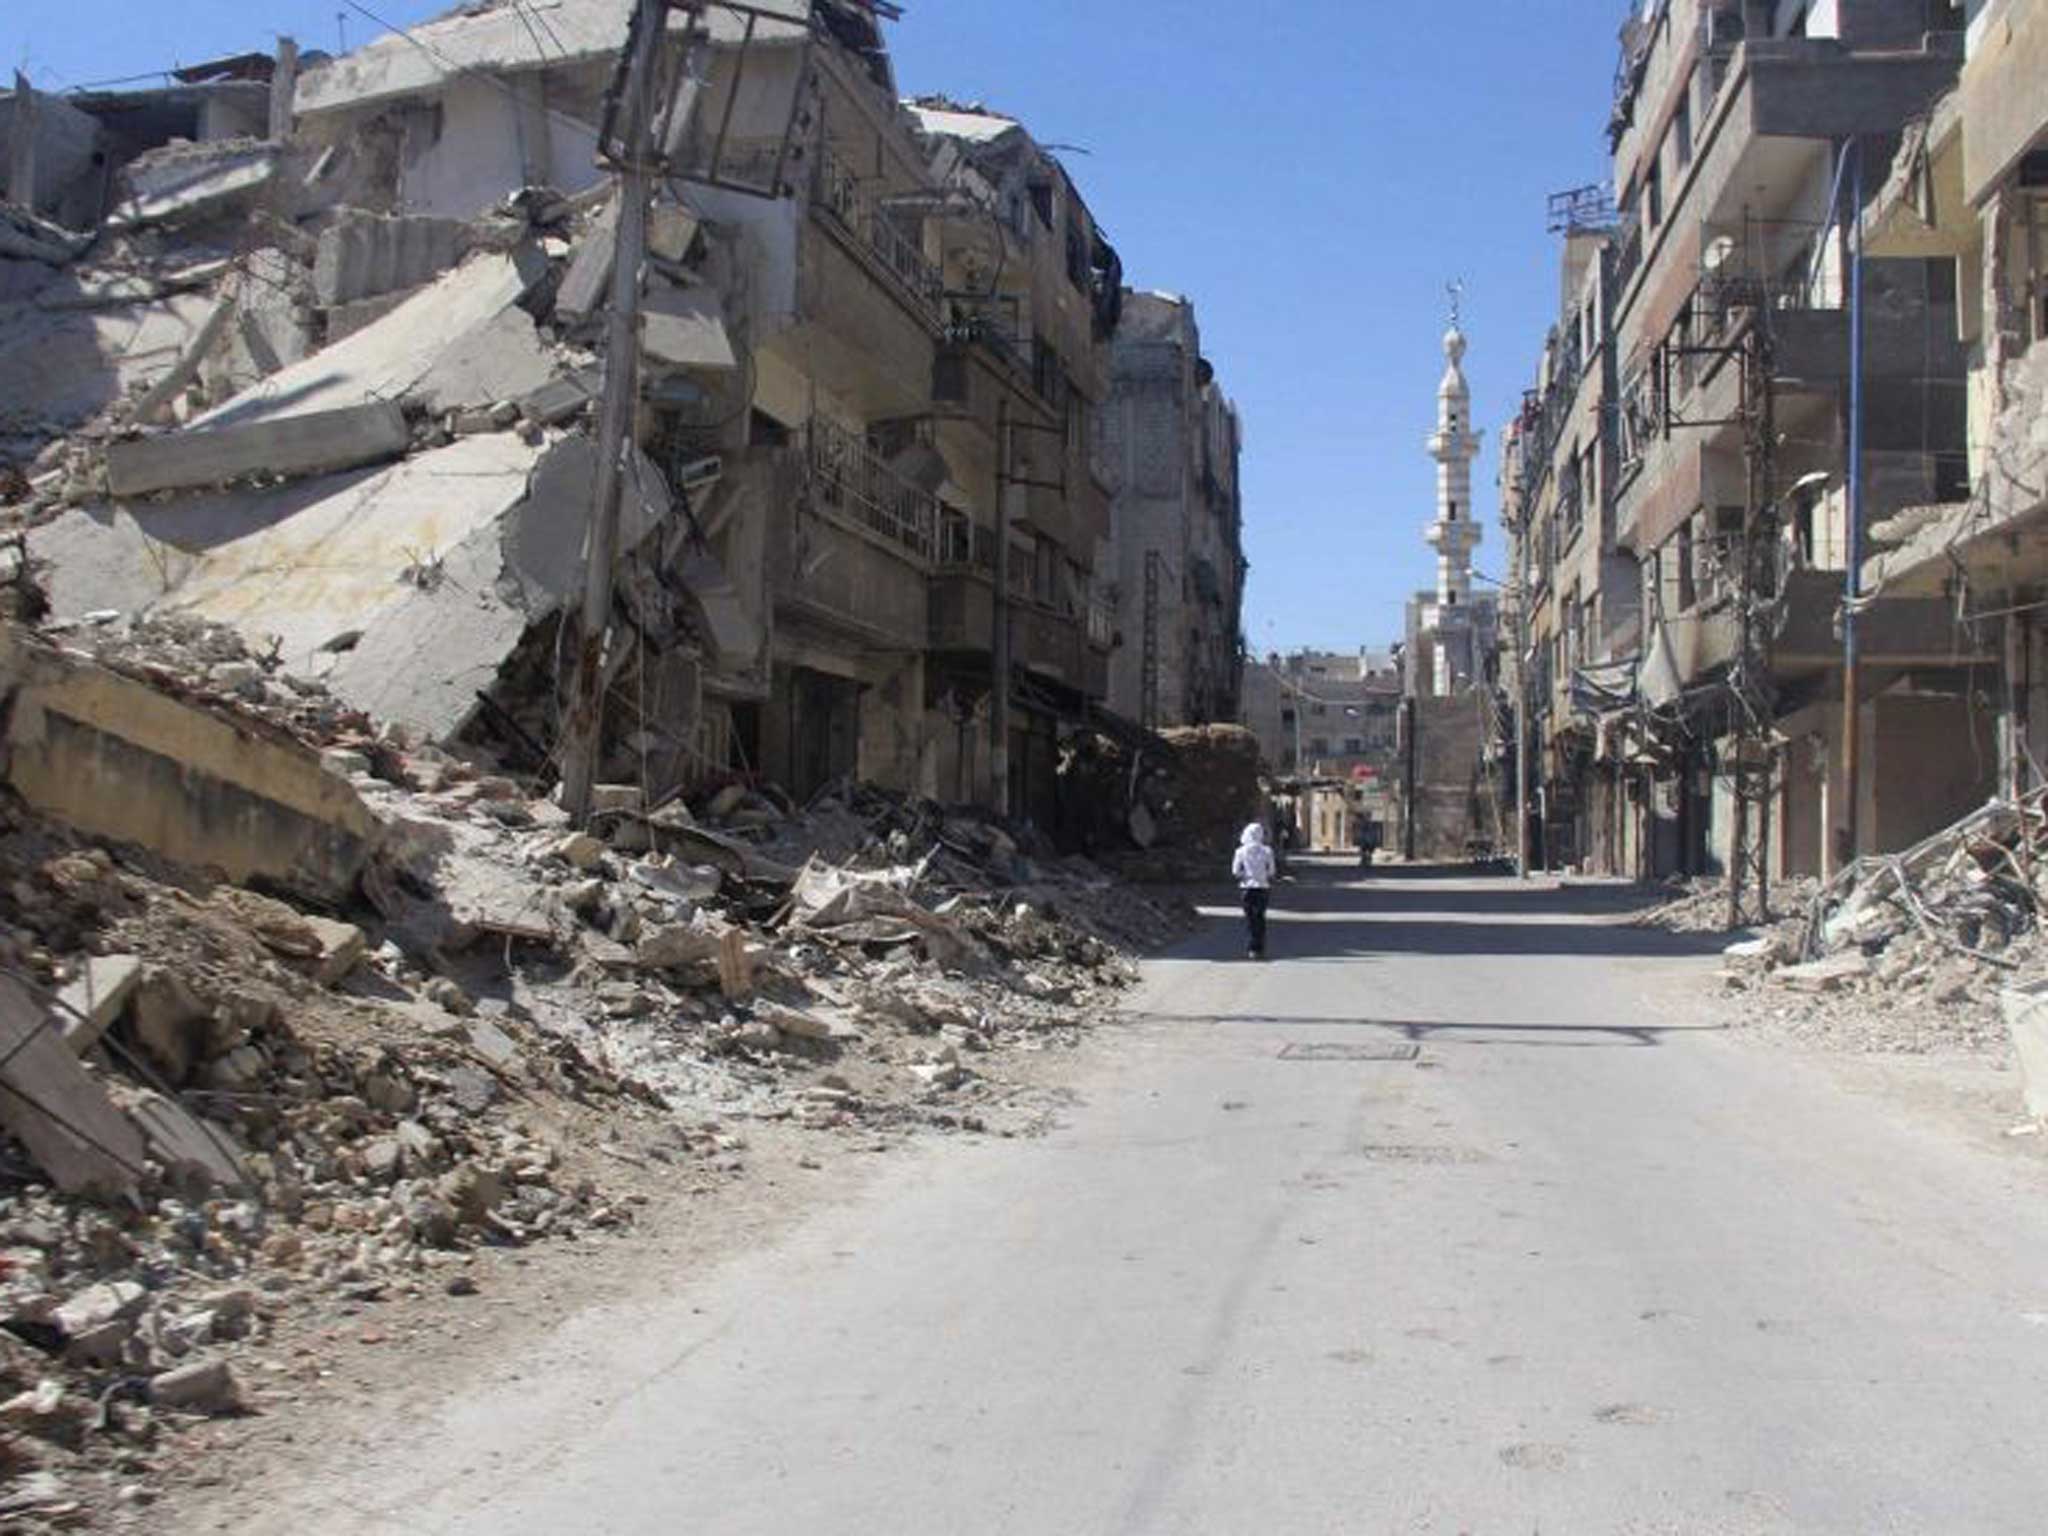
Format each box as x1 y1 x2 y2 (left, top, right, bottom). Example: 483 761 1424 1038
1423 285 1483 695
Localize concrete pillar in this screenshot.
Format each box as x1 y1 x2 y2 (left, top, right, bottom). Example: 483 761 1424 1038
269 37 299 140
8 72 37 212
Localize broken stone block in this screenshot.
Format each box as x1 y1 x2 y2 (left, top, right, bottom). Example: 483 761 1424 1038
148 1358 240 1415
55 953 142 1054
0 1380 89 1448
465 1016 519 1069
304 917 366 984
54 1280 146 1338
62 1317 134 1368
361 1070 414 1114
637 922 722 970
442 1066 498 1116
129 970 211 1085
755 1003 832 1041
1772 952 1872 993
425 976 475 1015
320 747 371 778
551 832 606 870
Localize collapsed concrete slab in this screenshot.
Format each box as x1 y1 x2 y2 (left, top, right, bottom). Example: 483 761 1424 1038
642 279 735 369
0 624 382 903
313 212 464 306
194 248 551 430
105 400 409 497
32 431 672 743
0 286 222 453
106 138 278 231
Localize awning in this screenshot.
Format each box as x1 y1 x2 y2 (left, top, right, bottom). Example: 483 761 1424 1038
1570 653 1641 717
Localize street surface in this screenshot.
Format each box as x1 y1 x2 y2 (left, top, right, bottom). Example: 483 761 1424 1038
234 861 2048 1534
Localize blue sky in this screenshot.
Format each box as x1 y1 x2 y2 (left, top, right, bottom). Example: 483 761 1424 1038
8 1 1624 652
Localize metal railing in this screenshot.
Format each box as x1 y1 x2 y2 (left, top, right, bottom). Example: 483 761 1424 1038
805 416 937 563
812 142 942 315
935 508 995 571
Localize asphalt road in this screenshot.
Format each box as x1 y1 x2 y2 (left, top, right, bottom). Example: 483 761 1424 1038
252 860 2048 1534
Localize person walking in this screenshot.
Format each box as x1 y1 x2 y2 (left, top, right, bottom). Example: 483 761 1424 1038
1232 821 1276 959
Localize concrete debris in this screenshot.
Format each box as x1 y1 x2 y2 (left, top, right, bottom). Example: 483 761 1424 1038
641 280 735 370
0 624 383 903
105 400 411 497
1651 790 2048 1057
54 953 143 1053
147 1358 240 1415
314 212 465 307
195 247 550 430
0 970 146 1201
107 139 278 231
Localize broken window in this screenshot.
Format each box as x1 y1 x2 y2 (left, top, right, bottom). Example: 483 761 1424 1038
1673 77 1694 170
1676 519 1697 611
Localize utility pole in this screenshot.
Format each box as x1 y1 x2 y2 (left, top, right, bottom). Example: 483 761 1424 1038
991 398 1013 817
560 0 668 824
1839 135 1866 874
1512 559 1531 880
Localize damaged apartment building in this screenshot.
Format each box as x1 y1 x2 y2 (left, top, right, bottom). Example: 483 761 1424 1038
0 0 1183 834
1500 0 1989 885
1095 291 1247 730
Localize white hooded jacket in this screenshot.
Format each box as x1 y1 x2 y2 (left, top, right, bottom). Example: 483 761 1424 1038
1232 823 1276 890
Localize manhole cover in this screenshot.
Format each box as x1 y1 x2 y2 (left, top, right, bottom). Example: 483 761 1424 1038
1278 1042 1420 1061
1358 1143 1490 1164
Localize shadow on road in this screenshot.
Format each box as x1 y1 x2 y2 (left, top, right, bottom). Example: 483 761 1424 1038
1178 859 1729 963
1134 1013 1719 1047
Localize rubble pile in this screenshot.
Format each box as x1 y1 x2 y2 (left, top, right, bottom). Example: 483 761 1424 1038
1094 724 1265 884
1645 795 2048 1055
0 614 1186 1523
0 806 684 1525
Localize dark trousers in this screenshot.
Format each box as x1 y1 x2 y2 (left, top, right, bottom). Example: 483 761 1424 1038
1241 887 1269 955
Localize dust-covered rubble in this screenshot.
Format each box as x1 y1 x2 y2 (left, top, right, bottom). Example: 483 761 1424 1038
1640 792 2048 1059
0 617 1187 1527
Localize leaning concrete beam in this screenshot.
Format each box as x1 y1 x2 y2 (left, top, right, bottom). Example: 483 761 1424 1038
0 971 145 1202
131 279 241 426
555 197 618 323
106 400 409 497
0 625 383 905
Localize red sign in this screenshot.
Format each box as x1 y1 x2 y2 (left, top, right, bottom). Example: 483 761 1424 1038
1352 765 1378 780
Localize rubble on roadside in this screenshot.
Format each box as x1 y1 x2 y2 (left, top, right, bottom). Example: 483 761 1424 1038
1639 793 2048 1056
0 603 1188 1524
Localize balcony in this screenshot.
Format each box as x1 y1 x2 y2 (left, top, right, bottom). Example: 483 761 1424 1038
927 570 1101 697
812 141 942 320
804 416 937 565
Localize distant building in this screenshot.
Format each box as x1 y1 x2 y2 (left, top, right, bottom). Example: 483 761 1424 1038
1240 648 1402 851
1097 291 1247 729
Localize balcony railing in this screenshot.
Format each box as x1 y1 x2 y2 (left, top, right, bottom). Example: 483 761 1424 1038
811 142 942 316
936 508 995 571
805 416 937 563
